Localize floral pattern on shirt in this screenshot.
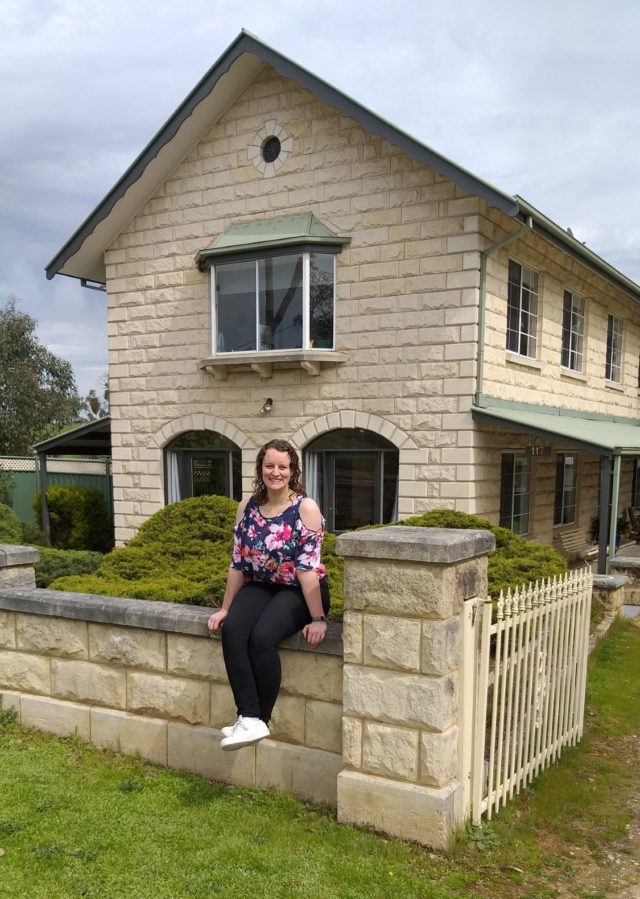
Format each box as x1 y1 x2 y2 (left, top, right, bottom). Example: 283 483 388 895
231 495 326 585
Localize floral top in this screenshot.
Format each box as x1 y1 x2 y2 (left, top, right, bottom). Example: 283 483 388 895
231 495 326 585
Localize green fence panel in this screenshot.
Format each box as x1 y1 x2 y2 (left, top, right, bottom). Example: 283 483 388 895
1 458 113 527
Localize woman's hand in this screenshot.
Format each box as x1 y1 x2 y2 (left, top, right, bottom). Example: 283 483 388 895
302 619 327 648
207 608 228 632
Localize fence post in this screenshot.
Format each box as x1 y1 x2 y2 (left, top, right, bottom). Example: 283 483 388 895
335 525 495 849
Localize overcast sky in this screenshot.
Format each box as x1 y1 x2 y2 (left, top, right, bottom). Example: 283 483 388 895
2 0 639 398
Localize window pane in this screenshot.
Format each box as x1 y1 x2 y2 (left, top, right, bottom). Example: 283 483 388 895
258 254 303 350
216 261 256 352
561 291 584 372
506 259 538 358
606 314 622 382
334 455 377 531
308 428 396 452
554 453 577 525
499 452 530 534
309 253 334 349
191 457 228 497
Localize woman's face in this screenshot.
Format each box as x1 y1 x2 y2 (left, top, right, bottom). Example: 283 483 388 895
262 448 292 491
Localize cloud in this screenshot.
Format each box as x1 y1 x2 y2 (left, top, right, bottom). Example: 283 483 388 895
1 0 639 398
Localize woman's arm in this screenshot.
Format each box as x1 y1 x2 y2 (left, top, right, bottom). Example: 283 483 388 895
207 568 246 632
297 570 328 648
207 498 250 632
296 498 328 648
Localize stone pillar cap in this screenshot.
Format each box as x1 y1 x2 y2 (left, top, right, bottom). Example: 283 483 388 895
0 544 40 567
336 526 495 564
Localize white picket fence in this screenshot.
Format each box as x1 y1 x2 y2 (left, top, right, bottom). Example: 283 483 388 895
471 568 593 824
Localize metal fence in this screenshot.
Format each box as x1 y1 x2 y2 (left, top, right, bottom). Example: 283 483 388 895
471 568 593 824
0 456 112 525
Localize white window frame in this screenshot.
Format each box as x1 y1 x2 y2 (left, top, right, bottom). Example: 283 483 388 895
561 290 585 372
211 251 336 356
499 451 531 535
605 313 623 382
506 259 539 359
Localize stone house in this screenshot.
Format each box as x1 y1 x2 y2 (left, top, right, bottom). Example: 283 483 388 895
47 31 640 571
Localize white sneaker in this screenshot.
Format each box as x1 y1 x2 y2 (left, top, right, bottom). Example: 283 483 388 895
220 716 269 751
220 717 240 738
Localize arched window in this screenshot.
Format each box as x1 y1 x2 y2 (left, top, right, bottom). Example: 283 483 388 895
165 431 241 504
304 429 399 532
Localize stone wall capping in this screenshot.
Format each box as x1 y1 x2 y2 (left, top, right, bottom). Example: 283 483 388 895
592 573 628 590
336 526 495 564
0 588 342 655
0 545 40 567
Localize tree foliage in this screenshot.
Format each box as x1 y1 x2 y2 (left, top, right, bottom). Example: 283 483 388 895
0 297 82 454
82 373 110 421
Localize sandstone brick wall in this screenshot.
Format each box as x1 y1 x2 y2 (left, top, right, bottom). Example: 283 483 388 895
0 588 343 807
100 63 640 544
103 65 486 542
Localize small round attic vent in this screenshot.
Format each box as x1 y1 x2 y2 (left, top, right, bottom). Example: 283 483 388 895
261 136 281 163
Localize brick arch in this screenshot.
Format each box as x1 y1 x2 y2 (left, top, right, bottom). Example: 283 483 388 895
150 415 255 451
291 411 416 451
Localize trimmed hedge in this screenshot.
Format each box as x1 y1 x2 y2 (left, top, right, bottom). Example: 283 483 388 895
51 495 237 606
50 499 568 622
34 548 104 588
0 503 23 544
33 486 113 553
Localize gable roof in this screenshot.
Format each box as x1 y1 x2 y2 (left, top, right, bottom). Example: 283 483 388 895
45 30 640 303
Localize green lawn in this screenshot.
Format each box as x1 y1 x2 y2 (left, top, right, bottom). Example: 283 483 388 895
1 619 638 898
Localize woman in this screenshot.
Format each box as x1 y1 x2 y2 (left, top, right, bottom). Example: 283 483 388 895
207 439 330 751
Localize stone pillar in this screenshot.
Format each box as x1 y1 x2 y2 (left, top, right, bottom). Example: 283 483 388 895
335 525 495 850
592 573 627 617
609 558 640 605
0 545 39 588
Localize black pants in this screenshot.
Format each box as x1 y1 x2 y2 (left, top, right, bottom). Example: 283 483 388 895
221 580 330 723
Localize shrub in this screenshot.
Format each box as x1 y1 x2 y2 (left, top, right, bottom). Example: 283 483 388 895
34 548 104 588
33 486 113 553
20 522 50 547
49 497 567 620
50 494 237 606
0 503 23 544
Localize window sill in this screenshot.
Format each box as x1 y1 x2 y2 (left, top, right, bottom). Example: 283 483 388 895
505 351 543 371
605 379 625 393
198 349 349 381
560 367 587 383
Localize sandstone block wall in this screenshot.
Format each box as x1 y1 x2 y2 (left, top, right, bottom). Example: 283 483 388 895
0 587 343 807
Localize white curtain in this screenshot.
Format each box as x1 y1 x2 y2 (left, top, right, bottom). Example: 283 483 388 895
305 452 319 501
166 451 181 504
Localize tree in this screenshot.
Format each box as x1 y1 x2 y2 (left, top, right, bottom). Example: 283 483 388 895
0 297 82 454
81 373 109 421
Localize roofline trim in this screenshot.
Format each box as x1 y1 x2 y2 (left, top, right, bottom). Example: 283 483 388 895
45 30 518 281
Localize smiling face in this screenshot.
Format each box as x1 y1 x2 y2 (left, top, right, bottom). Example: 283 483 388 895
262 447 292 493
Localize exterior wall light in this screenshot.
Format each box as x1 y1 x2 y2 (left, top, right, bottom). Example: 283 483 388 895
261 397 273 414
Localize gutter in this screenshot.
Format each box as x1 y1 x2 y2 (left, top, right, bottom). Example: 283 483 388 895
474 216 533 407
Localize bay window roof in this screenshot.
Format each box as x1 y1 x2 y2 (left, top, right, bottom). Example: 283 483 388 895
195 213 349 269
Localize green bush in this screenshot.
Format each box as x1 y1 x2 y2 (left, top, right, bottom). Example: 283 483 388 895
51 494 237 606
0 503 23 543
49 497 567 621
20 522 50 547
33 486 113 553
34 548 104 588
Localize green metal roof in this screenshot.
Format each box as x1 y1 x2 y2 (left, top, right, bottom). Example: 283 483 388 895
472 398 640 455
195 213 349 268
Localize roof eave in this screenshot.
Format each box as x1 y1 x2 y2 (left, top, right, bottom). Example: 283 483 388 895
45 30 518 285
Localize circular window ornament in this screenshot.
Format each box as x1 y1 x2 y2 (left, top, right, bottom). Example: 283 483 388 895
248 120 292 177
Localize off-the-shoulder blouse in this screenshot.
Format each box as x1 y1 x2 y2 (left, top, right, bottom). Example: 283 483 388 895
230 495 326 585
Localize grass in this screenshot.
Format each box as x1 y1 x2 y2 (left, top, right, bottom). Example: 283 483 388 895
0 619 638 898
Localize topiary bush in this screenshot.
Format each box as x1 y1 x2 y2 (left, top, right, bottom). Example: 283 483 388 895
51 494 237 606
33 486 114 553
35 548 104 588
49 497 567 621
0 502 23 544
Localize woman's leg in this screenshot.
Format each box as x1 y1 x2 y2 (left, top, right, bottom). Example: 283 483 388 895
247 587 312 723
221 582 273 719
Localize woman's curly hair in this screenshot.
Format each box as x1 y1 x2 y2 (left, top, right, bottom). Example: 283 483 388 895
253 439 305 505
